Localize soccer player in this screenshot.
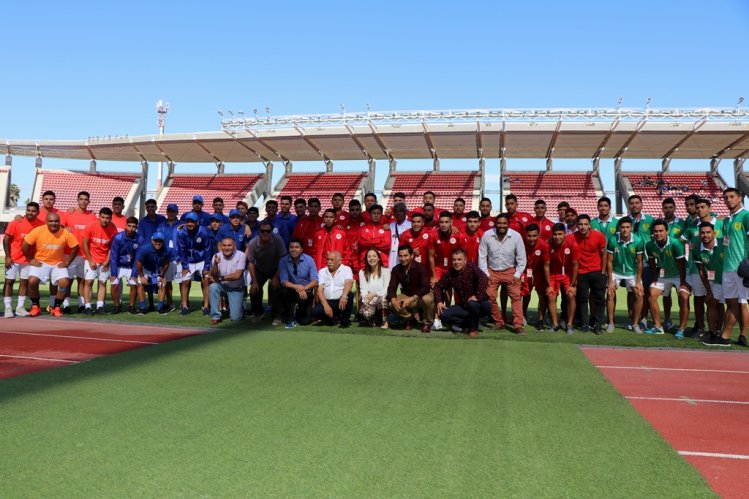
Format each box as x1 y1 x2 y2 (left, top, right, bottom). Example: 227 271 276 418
331 192 350 227
645 220 689 338
546 223 579 333
462 211 483 264
263 199 293 248
82 207 119 314
361 192 378 221
210 197 229 225
423 191 436 209
522 223 550 329
591 196 618 241
428 211 465 286
135 232 174 314
176 212 212 316
683 194 701 228
531 199 554 239
695 222 725 339
277 195 298 240
399 212 431 267
358 204 391 267
64 191 97 313
246 206 261 238
344 199 366 279
216 209 252 252
628 194 655 328
572 214 608 334
158 204 181 311
422 202 438 228
661 197 684 239
22 213 79 317
3 202 44 317
109 216 143 314
313 209 352 270
38 190 62 222
478 197 495 232
293 198 307 218
137 199 167 242
556 201 570 224
180 195 212 226
452 198 467 232
505 194 531 237
606 217 645 334
111 197 128 232
205 215 224 255
293 197 323 252
388 203 411 269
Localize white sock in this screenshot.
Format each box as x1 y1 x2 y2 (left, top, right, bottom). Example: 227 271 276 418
85 303 92 309
96 301 104 308
62 298 70 308
4 297 12 308
78 296 84 306
17 296 26 308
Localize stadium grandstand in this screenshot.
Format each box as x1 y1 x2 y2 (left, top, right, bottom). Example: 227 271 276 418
157 172 265 214
502 171 602 214
272 172 368 209
382 171 480 211
32 168 143 213
619 171 730 217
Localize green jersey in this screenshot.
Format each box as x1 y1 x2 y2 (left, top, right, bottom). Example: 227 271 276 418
645 237 686 279
694 242 724 285
666 218 685 239
630 213 655 240
721 208 749 272
592 216 619 241
681 217 722 276
607 233 644 277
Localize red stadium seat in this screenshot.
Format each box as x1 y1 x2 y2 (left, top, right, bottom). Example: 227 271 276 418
159 174 263 214
504 171 599 215
275 173 367 210
387 171 478 211
37 170 140 211
624 172 728 217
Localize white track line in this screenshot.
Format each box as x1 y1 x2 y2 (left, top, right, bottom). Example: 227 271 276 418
595 365 749 374
0 353 78 364
679 451 749 460
0 331 156 345
626 396 749 405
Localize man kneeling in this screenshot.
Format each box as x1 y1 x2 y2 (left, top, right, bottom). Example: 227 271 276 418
435 248 491 337
208 237 247 324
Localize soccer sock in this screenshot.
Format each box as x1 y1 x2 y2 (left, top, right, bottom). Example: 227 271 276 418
78 296 84 306
85 303 92 309
18 296 26 308
4 297 12 309
62 298 70 308
139 300 146 310
158 301 164 309
49 296 57 308
96 301 104 308
31 298 40 306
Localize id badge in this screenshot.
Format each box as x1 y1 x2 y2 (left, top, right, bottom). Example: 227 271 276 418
723 236 730 247
415 255 422 263
527 269 534 279
443 257 448 267
707 270 716 281
659 268 665 278
308 238 313 247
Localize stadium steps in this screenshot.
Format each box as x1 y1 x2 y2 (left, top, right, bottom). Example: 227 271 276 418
157 174 264 214
33 169 142 212
503 171 602 215
620 172 729 217
382 171 480 211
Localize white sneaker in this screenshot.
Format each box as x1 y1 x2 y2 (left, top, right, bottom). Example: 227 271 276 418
432 319 443 331
15 307 30 317
4 308 14 318
271 318 283 326
606 323 615 333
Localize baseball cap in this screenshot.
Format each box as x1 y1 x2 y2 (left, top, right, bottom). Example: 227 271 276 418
192 195 204 204
229 209 241 218
166 203 179 212
184 212 199 222
210 213 223 221
152 232 165 241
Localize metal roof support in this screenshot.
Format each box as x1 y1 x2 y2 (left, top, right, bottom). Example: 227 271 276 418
735 158 746 192
367 159 376 194
479 158 486 196
167 161 175 177
499 157 507 204
35 156 42 169
592 157 600 174
283 160 293 174
546 157 553 171
264 161 274 198
661 157 671 173
433 158 440 171
710 158 720 176
217 162 225 174
5 155 12 167
388 158 397 175
89 159 97 173
614 157 623 214
324 159 333 173
139 161 148 218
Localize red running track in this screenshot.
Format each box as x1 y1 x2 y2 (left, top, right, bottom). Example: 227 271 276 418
0 318 204 379
582 347 749 498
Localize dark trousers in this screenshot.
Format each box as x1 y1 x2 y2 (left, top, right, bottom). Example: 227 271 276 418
576 271 607 328
440 300 491 331
250 268 280 317
312 292 354 326
280 286 314 325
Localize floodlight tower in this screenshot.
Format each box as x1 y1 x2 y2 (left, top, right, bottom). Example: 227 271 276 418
156 100 170 191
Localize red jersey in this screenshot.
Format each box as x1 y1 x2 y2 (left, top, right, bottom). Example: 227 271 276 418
572 229 607 274
82 221 119 264
38 206 63 224
111 213 128 233
461 229 484 264
5 216 45 263
358 222 391 267
399 228 431 267
293 215 324 253
508 211 532 238
65 210 97 256
312 227 352 270
479 215 495 233
451 213 467 232
344 217 366 271
334 209 350 229
548 237 579 276
525 238 551 282
429 229 466 272
532 216 554 239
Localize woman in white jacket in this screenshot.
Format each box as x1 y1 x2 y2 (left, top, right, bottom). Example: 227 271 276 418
358 249 391 328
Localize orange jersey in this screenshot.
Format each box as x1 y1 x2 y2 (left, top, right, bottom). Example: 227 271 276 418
82 221 119 264
5 216 45 263
38 206 64 224
358 222 391 267
293 215 324 252
24 226 79 265
312 227 352 270
111 213 128 233
65 210 97 256
399 228 431 267
461 229 484 264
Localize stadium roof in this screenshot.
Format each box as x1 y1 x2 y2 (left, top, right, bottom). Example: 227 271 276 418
4 108 749 164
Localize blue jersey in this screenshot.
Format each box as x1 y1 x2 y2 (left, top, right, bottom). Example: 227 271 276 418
265 214 296 248
180 210 213 227
157 219 181 256
206 228 222 255
247 220 260 241
136 243 175 274
177 225 211 268
110 231 145 276
216 223 250 252
138 214 167 241
210 212 229 225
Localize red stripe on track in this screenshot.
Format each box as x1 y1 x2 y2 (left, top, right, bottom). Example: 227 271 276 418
597 369 749 402
581 346 749 371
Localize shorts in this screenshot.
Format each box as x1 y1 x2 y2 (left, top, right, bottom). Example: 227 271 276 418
141 271 165 288
5 263 30 281
525 269 546 294
651 277 690 296
29 262 70 285
548 274 570 297
611 273 637 291
721 272 748 303
68 255 85 279
115 267 138 286
687 273 707 298
173 261 205 284
707 283 724 304
84 261 111 282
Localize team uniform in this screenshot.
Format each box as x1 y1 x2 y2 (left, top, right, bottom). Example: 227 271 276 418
694 242 725 303
180 210 212 227
721 208 749 303
645 237 687 295
293 215 324 253
82 221 119 281
681 217 722 296
23 226 79 284
64 210 98 279
344 217 366 277
216 223 251 252
461 229 483 264
333 209 350 229
399 228 431 267
591 216 619 242
532 216 555 240
548 237 579 296
508 211 532 238
429 229 466 281
524 238 550 296
5 216 45 281
312 226 352 270
137 213 167 242
157 219 181 281
451 214 467 232
176 225 211 283
607 234 645 290
136 243 176 285
111 213 128 232
358 222 391 268
479 215 495 233
110 231 144 286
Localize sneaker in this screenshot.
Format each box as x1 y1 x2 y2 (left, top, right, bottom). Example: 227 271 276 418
285 320 297 329
138 308 147 315
15 307 29 317
96 306 105 315
179 307 189 316
566 326 574 335
451 324 464 333
691 327 705 339
703 334 731 347
210 319 220 326
468 330 479 338
663 319 674 331
158 306 169 315
251 314 262 323
202 307 210 316
29 305 41 317
644 326 664 335
271 318 283 326
77 305 85 314
516 327 527 336
738 335 747 347
168 305 177 313
606 323 615 333
51 306 62 317
638 319 648 330
674 329 685 340
111 306 121 315
432 319 443 331
84 308 93 316
4 308 14 318
625 321 633 331
593 324 602 335
632 324 643 334
63 306 72 315
535 320 545 331
128 306 138 315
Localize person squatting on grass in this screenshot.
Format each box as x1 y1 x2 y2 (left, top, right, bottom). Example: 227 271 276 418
312 251 354 328
434 248 491 338
135 232 174 315
387 244 435 332
207 237 247 325
279 238 319 328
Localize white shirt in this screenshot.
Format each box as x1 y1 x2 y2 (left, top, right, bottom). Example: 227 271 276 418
318 264 354 300
358 268 391 302
388 219 412 269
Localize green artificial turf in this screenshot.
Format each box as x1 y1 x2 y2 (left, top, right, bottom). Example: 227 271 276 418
0 331 713 497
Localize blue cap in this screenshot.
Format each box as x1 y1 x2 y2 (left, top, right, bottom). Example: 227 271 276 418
229 208 241 217
166 203 179 212
210 213 223 221
151 232 165 241
192 195 204 204
184 212 199 222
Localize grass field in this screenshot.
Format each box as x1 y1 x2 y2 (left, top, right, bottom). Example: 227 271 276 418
0 329 714 497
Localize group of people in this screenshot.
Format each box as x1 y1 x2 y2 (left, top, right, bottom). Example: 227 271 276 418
3 185 748 346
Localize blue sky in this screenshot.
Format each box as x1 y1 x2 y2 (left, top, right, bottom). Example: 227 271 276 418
2 0 747 205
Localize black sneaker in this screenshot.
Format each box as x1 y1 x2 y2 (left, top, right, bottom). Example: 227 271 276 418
96 306 105 315
63 306 72 315
111 306 121 315
128 306 137 315
738 335 747 347
84 308 93 316
158 306 169 315
593 324 602 335
138 308 147 315
703 334 731 347
179 307 189 316
202 307 210 316
78 305 85 314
